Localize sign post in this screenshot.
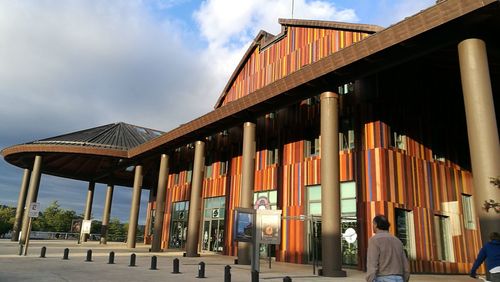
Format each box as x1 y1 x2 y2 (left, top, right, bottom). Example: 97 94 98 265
24 202 40 256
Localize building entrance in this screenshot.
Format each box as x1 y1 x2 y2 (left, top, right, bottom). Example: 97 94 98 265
202 197 225 252
169 201 189 249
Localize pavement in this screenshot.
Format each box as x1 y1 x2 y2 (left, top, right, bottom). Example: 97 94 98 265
0 239 478 282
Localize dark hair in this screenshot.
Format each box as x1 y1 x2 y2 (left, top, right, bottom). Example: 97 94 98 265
373 215 390 230
490 232 500 241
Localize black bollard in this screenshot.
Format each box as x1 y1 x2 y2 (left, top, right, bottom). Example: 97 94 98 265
150 256 157 270
63 248 69 260
224 265 231 282
172 258 180 274
197 261 205 278
283 276 292 282
251 270 259 282
129 253 136 267
85 249 92 262
40 246 46 258
108 251 115 264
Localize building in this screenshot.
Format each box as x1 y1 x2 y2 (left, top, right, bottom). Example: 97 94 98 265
2 0 499 277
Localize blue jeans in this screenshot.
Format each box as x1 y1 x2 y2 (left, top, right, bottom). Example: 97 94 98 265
375 275 404 282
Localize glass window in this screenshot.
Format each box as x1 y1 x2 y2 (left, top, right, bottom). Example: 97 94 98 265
462 194 476 230
434 215 455 262
304 137 320 158
253 190 278 210
395 209 416 260
341 182 356 217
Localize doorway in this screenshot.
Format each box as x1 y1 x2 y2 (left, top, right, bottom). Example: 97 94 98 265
201 197 225 252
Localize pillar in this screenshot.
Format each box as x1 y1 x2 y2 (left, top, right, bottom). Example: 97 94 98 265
238 122 256 265
20 155 43 244
82 181 95 242
11 169 31 241
151 154 169 252
100 184 114 244
458 38 500 243
185 141 205 257
127 165 143 248
320 92 346 277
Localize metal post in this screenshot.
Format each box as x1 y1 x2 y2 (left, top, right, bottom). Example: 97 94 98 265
63 248 69 260
127 165 143 248
224 265 231 282
40 246 46 258
85 250 92 262
129 253 136 267
198 261 205 278
283 276 292 282
172 258 180 274
150 256 158 270
108 251 115 264
251 270 259 282
152 154 169 252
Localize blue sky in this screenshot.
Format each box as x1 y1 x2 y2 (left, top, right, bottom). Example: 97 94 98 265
0 0 435 224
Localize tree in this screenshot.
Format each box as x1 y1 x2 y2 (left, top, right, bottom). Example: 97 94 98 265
107 218 126 242
34 201 78 232
484 176 500 213
0 206 16 237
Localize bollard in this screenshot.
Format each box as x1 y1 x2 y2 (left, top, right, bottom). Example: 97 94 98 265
85 249 92 262
108 251 115 264
283 276 292 282
63 248 69 260
251 270 259 282
197 261 205 278
224 265 231 282
18 244 23 256
172 258 180 274
150 256 158 270
40 246 47 258
129 253 136 267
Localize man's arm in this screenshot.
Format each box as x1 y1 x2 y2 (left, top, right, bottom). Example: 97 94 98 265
366 238 379 282
470 246 487 277
403 249 410 282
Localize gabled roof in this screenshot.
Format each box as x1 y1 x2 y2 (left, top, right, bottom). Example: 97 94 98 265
213 18 383 109
29 122 164 151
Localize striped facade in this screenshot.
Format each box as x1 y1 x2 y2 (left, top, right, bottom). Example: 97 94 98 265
141 17 487 275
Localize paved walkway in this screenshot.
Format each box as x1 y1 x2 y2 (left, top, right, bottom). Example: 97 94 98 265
0 239 476 282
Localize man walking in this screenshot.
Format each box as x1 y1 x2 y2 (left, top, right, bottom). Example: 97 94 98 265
366 215 410 282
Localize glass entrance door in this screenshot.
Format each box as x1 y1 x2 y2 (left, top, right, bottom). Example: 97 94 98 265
202 197 225 253
169 201 189 249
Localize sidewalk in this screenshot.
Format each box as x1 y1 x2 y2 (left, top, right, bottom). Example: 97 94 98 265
0 239 475 282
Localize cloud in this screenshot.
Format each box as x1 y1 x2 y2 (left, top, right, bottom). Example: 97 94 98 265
193 0 358 104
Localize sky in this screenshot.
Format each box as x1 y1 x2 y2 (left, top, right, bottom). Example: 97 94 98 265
0 0 436 225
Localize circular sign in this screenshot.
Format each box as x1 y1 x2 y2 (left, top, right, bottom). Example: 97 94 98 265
254 196 270 210
343 227 357 243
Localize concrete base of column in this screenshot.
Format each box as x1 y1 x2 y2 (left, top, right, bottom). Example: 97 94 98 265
320 270 347 277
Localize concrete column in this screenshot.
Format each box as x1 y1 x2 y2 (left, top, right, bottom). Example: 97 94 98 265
152 154 169 252
20 155 43 244
11 169 31 241
320 92 346 277
100 184 114 244
83 181 95 242
127 165 143 248
238 121 256 265
458 38 500 243
185 141 205 257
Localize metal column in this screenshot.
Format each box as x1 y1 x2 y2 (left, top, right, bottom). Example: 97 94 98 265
152 154 169 252
82 181 95 242
458 38 500 243
320 92 346 277
100 184 114 244
20 155 43 244
127 165 143 248
185 141 205 257
11 169 31 241
238 122 256 265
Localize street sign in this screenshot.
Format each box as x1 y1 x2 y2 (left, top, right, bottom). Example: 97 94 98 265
28 202 40 218
81 220 92 234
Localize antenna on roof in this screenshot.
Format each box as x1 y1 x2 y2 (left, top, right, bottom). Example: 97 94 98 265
291 0 294 19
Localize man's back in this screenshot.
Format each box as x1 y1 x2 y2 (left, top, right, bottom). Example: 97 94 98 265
366 231 410 282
